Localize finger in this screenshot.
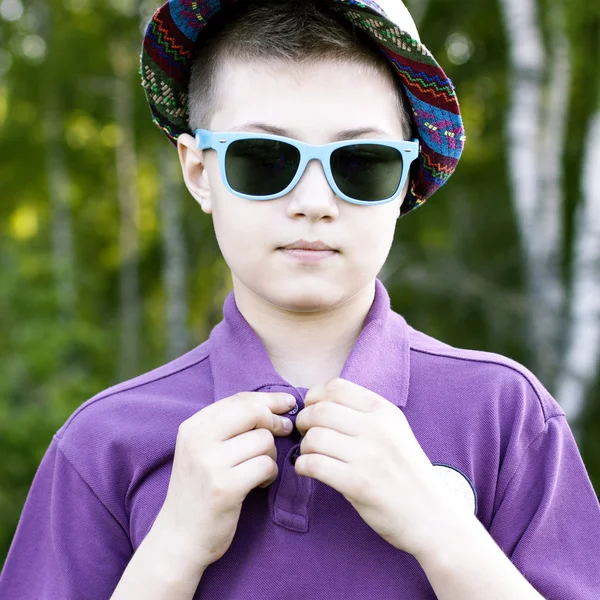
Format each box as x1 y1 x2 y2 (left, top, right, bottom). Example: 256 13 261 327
215 401 285 441
296 401 362 437
304 378 381 412
223 428 278 468
231 454 279 494
294 452 352 498
236 402 292 441
299 426 355 463
264 392 298 416
258 474 277 489
198 392 296 441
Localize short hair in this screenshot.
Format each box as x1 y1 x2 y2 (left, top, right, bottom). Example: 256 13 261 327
187 0 413 138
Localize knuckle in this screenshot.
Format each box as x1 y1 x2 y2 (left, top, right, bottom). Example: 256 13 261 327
313 402 329 420
301 428 318 452
258 453 275 473
326 378 345 393
176 421 189 440
300 436 308 453
257 427 274 447
183 406 211 431
176 422 194 448
314 426 328 444
234 392 255 411
178 417 193 434
251 401 269 420
303 453 316 471
303 427 316 447
265 461 278 482
269 458 278 476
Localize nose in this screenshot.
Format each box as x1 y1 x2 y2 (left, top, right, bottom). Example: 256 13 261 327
285 158 340 221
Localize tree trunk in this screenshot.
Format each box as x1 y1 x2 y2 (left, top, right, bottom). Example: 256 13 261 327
498 0 568 387
555 105 600 437
158 146 189 360
534 0 571 387
111 40 141 381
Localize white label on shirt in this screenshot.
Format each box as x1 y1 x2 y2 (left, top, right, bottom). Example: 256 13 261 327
432 464 477 515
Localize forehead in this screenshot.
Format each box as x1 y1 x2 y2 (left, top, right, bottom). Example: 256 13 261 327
209 58 405 141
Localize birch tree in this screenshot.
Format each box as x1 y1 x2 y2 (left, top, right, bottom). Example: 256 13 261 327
497 0 552 380
499 0 600 432
555 97 600 434
497 0 573 389
535 0 571 378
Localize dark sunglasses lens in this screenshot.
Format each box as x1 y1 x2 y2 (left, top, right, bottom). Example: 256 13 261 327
331 144 404 201
225 139 300 196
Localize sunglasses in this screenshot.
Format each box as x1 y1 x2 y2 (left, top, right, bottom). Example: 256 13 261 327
195 129 420 206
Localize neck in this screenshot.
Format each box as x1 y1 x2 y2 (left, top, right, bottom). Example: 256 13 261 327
231 276 377 389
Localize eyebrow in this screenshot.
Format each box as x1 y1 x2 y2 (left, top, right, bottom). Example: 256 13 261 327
228 122 391 141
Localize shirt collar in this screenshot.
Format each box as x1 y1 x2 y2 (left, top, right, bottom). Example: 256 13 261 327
208 278 410 408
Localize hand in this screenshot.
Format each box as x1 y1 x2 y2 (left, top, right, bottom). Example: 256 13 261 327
294 378 473 559
158 391 295 570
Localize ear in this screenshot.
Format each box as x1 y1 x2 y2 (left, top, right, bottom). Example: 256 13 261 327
177 133 212 214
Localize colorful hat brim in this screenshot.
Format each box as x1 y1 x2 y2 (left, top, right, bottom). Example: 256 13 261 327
141 0 465 215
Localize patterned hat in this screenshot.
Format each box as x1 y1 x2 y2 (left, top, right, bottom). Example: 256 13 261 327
141 0 466 216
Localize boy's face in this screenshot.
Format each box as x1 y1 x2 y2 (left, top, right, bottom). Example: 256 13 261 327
179 58 409 313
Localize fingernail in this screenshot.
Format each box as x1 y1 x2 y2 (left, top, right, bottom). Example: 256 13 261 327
282 418 293 432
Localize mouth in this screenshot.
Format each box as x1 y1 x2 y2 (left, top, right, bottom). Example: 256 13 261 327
278 248 338 264
280 239 337 252
277 237 340 264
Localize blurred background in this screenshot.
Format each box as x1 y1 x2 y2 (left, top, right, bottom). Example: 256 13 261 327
1 0 599 565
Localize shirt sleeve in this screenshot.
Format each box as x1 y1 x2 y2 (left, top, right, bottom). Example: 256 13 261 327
0 435 133 599
488 415 600 599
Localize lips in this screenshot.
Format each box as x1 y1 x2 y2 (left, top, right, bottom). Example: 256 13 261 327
280 239 337 252
280 248 338 264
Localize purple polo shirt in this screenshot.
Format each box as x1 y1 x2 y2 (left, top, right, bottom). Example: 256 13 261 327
1 278 599 599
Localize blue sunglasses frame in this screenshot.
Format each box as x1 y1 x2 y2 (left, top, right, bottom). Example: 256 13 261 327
195 129 420 206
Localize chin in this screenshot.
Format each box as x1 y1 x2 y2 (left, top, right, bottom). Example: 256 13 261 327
269 281 345 311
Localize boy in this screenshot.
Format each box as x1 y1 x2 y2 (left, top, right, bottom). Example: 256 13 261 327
1 0 599 598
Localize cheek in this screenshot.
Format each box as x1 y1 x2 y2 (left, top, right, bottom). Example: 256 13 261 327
206 162 247 232
211 197 271 269
353 212 397 261
212 206 250 259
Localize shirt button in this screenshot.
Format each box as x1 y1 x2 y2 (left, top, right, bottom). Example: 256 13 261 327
287 403 298 415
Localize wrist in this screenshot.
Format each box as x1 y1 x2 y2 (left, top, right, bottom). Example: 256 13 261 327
111 513 208 599
149 510 211 579
409 515 545 600
410 510 483 568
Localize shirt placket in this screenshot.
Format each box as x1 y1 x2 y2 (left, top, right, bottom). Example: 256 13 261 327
262 385 313 532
